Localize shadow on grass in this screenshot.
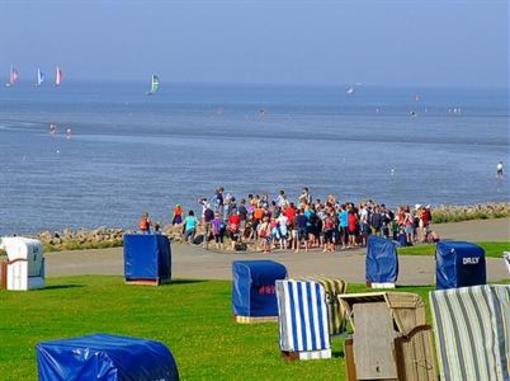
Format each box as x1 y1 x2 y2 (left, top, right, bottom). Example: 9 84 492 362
35 284 85 291
332 350 345 359
169 279 208 286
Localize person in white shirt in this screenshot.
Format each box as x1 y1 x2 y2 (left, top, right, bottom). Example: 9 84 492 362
276 213 289 249
497 161 504 178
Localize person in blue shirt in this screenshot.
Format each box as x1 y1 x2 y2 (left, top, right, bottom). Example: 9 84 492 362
338 204 349 249
183 210 198 244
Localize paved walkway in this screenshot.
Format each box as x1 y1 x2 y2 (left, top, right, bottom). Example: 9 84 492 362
46 218 510 285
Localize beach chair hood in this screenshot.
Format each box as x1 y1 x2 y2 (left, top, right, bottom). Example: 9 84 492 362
123 234 171 283
36 333 179 381
366 235 399 283
435 240 486 289
232 260 287 317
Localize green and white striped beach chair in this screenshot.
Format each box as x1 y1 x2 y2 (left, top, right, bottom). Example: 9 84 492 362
300 276 348 336
430 285 510 381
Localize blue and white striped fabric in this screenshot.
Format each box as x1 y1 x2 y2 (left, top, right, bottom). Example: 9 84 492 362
430 285 510 381
276 280 330 353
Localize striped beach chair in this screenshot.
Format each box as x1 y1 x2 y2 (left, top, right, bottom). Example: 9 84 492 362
300 276 348 336
430 285 510 381
504 252 510 274
275 279 331 360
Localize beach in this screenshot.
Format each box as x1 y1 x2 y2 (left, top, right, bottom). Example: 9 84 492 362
44 217 510 285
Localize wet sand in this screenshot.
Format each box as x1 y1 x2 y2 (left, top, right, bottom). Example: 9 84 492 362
46 218 510 285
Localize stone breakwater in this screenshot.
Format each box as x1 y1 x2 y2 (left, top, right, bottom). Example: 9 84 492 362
431 202 510 223
22 202 510 252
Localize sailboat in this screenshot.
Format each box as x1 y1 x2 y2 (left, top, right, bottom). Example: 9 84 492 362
146 74 159 95
35 67 45 87
55 66 63 87
4 65 19 87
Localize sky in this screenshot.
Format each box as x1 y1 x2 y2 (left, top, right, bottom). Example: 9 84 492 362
0 0 508 87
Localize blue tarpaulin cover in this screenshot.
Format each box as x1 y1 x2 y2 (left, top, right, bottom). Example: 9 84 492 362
232 260 288 317
36 333 179 381
366 235 399 283
435 240 486 290
124 234 171 282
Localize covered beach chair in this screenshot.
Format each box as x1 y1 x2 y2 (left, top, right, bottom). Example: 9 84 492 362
275 279 331 361
37 333 179 381
339 292 436 381
430 285 510 381
232 260 287 323
366 235 399 288
503 251 510 274
299 276 348 336
435 240 486 289
123 234 172 286
0 237 45 291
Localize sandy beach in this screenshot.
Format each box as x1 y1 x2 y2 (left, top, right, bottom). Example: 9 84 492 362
45 217 510 285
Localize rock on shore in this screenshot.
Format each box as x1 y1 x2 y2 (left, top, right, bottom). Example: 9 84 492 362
25 201 510 252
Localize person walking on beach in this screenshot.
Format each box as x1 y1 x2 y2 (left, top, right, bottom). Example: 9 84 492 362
138 212 151 234
183 210 198 244
497 161 504 178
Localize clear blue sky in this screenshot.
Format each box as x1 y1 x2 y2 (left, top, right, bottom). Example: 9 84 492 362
0 0 507 87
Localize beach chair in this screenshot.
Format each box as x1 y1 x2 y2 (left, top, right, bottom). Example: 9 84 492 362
0 237 45 291
430 285 510 381
366 235 399 288
276 279 331 360
299 276 348 336
503 251 510 274
123 234 172 286
232 260 287 323
340 292 436 381
435 240 486 289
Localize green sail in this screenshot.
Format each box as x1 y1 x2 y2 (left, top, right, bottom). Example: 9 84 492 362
150 74 160 94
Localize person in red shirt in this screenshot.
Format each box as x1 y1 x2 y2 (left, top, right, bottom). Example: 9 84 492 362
228 210 241 250
284 202 296 222
347 209 358 248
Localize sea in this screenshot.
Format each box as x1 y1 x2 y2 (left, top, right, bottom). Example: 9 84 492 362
0 82 508 234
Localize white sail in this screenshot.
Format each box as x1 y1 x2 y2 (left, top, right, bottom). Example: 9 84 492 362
147 74 160 95
55 66 63 86
36 68 45 86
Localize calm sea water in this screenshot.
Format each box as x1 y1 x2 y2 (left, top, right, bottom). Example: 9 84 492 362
0 82 508 234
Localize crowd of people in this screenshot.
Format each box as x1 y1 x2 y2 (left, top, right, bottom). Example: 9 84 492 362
138 187 438 253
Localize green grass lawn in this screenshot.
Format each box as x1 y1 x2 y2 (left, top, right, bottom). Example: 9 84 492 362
399 241 510 258
0 276 436 380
